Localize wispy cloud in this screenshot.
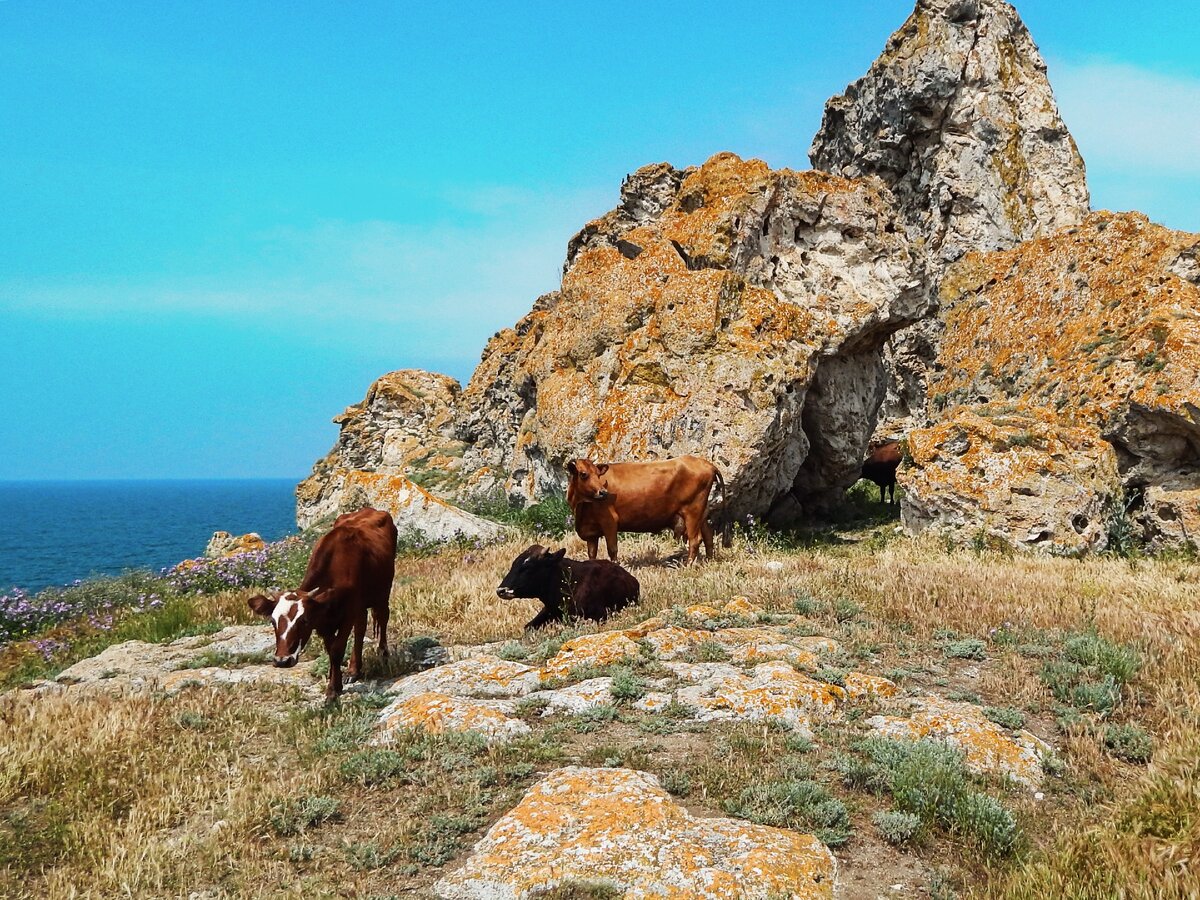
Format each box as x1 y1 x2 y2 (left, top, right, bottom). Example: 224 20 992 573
1 183 615 374
1052 60 1200 177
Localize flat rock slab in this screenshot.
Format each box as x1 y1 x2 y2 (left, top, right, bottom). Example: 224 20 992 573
671 660 846 735
434 766 837 900
386 655 542 699
38 626 321 698
867 696 1051 788
374 691 530 745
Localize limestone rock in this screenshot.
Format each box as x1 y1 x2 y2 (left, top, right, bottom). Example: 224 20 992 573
456 153 924 520
867 696 1051 788
669 660 845 734
811 0 1091 438
539 632 642 681
901 404 1122 553
386 655 542 700
373 691 530 745
203 531 265 559
534 677 615 715
908 212 1200 551
434 766 837 899
296 370 505 542
41 626 320 698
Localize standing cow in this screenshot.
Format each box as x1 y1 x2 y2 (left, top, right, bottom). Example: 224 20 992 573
248 507 397 699
565 455 725 565
861 440 903 505
496 544 640 629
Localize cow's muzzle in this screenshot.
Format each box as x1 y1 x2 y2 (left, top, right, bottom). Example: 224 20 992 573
596 490 610 500
273 653 300 669
496 587 515 599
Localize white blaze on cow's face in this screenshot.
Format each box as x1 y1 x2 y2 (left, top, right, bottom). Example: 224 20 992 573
248 589 318 667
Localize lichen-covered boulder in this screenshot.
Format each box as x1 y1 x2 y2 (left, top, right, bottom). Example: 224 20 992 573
811 0 1091 438
434 766 837 899
373 691 530 745
901 404 1122 553
909 212 1200 551
669 660 846 734
867 696 1051 788
296 370 505 541
456 153 924 520
386 655 542 700
297 469 506 543
539 632 643 681
203 531 265 559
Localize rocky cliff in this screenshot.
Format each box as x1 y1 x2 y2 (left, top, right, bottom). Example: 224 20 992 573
810 0 1090 435
902 212 1200 552
299 153 926 529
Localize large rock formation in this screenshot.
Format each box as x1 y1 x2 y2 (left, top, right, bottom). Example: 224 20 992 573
454 153 925 520
903 213 1200 551
811 0 1091 435
300 153 926 527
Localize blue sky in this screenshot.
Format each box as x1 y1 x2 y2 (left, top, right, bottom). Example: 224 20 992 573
2 1 1197 481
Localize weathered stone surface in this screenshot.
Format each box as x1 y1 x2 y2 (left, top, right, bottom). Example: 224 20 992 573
457 153 924 520
906 212 1200 551
534 677 614 715
540 632 642 681
300 152 924 526
39 626 320 698
902 404 1122 553
844 672 900 702
203 531 265 559
297 469 507 543
374 691 529 745
296 370 506 542
386 655 542 699
811 0 1091 439
670 660 845 734
867 696 1051 788
434 766 837 899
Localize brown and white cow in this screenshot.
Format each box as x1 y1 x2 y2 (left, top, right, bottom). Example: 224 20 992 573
861 440 903 505
565 455 725 565
248 507 397 699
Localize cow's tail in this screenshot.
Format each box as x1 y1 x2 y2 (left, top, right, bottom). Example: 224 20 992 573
712 466 733 549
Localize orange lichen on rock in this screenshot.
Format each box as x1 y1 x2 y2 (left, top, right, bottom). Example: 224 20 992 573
867 696 1052 788
673 660 846 733
539 632 642 681
374 691 530 745
388 655 541 700
434 766 837 899
843 672 900 702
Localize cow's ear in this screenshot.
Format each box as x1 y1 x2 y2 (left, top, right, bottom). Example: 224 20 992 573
306 587 327 604
566 460 578 476
596 464 609 476
247 594 274 617
550 548 567 562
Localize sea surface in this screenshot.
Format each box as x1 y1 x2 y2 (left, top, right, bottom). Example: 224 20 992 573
0 479 299 594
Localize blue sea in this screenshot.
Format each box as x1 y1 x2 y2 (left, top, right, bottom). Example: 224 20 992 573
0 479 299 594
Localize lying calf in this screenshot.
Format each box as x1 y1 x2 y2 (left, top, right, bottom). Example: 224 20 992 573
496 544 640 630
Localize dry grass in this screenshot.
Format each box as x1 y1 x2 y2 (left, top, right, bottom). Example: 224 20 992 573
2 527 1198 897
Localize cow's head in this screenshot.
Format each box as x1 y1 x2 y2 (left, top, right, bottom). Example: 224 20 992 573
566 459 611 502
247 588 326 667
496 545 567 600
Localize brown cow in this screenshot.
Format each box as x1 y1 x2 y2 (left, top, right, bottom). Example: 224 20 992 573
248 507 397 699
861 440 903 505
565 455 725 565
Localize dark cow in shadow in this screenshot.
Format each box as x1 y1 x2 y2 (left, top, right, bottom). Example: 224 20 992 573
862 440 903 505
496 544 640 630
248 507 397 699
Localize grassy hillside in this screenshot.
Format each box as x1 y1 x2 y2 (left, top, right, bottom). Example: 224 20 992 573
1 500 1197 898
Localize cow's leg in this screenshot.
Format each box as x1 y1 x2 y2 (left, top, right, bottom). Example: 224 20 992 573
346 610 368 683
604 528 618 562
586 537 599 560
701 519 715 560
373 599 390 659
525 606 561 630
324 631 349 700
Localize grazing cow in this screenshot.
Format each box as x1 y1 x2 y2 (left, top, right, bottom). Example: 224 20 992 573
248 507 397 699
496 544 640 629
566 455 725 565
861 440 903 505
